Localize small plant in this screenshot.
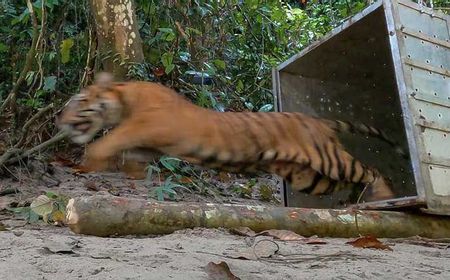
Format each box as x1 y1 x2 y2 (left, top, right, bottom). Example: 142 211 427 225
231 178 257 199
150 175 191 201
7 191 67 225
258 184 276 202
145 155 213 201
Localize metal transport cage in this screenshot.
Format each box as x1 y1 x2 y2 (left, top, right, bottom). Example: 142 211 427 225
272 0 450 215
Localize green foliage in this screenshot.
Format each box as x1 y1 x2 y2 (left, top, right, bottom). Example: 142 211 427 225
150 176 189 201
43 76 57 92
6 191 66 224
7 206 41 223
134 0 371 111
0 0 89 109
232 178 257 199
60 38 74 64
0 0 378 112
145 155 217 200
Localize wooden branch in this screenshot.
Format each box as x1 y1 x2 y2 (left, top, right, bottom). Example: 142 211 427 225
0 131 67 167
0 103 57 168
15 103 54 147
0 148 22 167
13 131 66 160
66 194 450 238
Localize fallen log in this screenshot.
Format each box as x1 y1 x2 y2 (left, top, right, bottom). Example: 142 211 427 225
66 194 450 238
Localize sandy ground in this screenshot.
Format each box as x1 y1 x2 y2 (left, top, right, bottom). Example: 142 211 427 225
1 160 450 279
1 227 450 280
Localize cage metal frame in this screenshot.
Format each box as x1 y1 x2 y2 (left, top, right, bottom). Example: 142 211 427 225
273 0 450 215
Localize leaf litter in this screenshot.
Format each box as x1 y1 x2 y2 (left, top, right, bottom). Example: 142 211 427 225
226 239 280 260
205 261 241 280
346 235 393 251
230 227 327 244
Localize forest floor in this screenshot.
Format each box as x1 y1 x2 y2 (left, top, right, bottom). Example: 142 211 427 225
1 158 450 279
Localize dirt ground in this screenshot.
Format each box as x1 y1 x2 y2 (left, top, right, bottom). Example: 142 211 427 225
1 227 450 280
1 160 450 280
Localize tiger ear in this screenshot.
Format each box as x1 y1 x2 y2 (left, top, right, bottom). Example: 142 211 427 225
94 72 114 89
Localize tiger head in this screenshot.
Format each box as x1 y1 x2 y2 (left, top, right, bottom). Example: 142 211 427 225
56 72 123 144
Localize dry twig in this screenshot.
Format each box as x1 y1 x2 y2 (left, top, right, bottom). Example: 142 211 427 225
7 131 67 165
0 103 57 167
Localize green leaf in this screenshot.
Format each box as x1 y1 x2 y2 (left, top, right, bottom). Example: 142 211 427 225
45 191 59 199
158 28 173 33
6 207 29 214
46 0 60 10
28 210 40 223
11 9 30 25
258 104 273 112
145 164 160 182
186 27 202 36
48 51 57 61
165 32 176 42
148 48 160 64
160 156 181 172
0 43 8 53
149 2 156 15
30 195 53 217
179 52 191 62
244 102 254 111
212 59 226 70
163 188 177 196
236 80 244 92
203 62 216 76
25 71 35 86
161 52 173 68
60 38 74 64
158 28 176 41
165 64 175 74
156 188 164 201
43 76 57 92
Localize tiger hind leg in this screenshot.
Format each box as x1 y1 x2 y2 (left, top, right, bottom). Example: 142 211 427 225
266 144 395 201
311 142 395 201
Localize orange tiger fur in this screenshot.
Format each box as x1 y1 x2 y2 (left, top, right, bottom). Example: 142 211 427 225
57 73 396 201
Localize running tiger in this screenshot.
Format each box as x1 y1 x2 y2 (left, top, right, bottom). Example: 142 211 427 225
57 72 400 201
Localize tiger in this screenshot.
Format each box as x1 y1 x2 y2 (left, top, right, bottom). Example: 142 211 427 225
57 72 401 201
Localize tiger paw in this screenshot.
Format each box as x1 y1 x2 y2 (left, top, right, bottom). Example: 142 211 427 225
82 157 110 173
366 177 395 201
120 163 147 180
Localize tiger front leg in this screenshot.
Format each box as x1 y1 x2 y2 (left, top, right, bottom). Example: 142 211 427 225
82 120 168 172
83 139 123 172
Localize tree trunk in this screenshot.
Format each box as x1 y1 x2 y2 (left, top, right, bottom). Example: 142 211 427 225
66 194 450 238
89 0 144 80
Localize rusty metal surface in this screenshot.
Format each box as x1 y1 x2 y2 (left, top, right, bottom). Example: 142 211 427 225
274 0 450 214
355 196 426 210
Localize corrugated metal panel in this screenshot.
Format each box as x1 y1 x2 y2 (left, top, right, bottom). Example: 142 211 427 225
395 0 450 214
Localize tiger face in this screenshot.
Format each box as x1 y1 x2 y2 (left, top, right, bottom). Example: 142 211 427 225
56 74 123 144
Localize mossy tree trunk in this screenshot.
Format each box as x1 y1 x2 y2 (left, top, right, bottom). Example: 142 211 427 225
89 0 144 80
